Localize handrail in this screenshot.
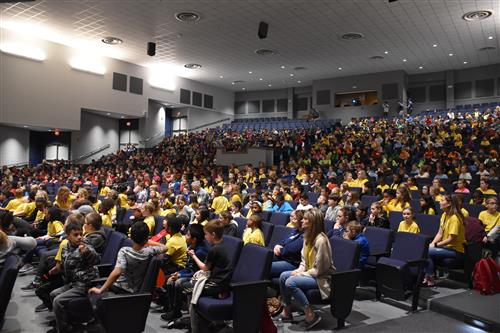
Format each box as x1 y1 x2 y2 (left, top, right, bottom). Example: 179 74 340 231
72 144 110 163
188 117 231 132
5 161 31 168
139 131 164 144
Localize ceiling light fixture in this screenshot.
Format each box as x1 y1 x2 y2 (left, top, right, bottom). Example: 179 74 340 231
463 61 468 64
259 78 263 81
23 125 28 128
107 113 111 116
184 63 202 69
297 80 301 83
403 58 407 62
242 87 246 90
432 44 438 47
338 67 342 70
462 10 493 21
449 53 453 56
248 71 253 74
175 12 201 22
384 51 389 54
268 84 272 87
219 75 224 78
280 65 285 69
101 36 123 45
0 43 46 61
488 36 494 40
290 73 294 77
419 66 424 69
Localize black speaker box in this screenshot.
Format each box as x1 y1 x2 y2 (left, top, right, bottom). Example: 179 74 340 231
258 22 268 39
147 42 156 56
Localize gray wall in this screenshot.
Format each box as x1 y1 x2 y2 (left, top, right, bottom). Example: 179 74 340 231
0 28 234 131
452 64 500 105
234 88 290 119
188 107 232 131
139 100 168 148
71 111 119 164
0 125 29 165
407 71 447 111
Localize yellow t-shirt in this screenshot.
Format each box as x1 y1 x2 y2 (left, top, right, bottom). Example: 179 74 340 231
118 193 129 209
99 186 110 197
377 184 390 193
101 213 113 227
384 199 409 212
461 208 469 218
231 194 242 204
350 179 368 188
211 196 229 215
93 200 101 212
5 198 25 212
440 213 465 253
15 202 36 217
47 220 64 237
284 193 293 201
166 232 187 267
477 188 497 195
242 227 265 246
398 220 420 234
35 210 45 221
55 239 69 262
303 242 316 271
478 211 500 232
408 186 418 191
55 195 75 210
143 216 155 235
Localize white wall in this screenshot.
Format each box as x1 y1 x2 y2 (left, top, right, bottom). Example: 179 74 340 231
0 125 29 165
139 100 167 148
0 28 234 130
70 111 119 164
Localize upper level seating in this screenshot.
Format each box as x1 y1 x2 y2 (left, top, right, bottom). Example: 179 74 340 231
222 118 339 132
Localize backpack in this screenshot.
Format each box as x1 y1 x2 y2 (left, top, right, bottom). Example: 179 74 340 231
472 257 500 295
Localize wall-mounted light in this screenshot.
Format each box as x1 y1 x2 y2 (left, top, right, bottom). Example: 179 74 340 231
69 58 106 75
0 43 46 61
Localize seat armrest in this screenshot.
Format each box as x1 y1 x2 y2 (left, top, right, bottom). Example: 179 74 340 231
371 251 391 258
90 277 108 285
96 264 113 277
406 259 427 267
230 280 270 289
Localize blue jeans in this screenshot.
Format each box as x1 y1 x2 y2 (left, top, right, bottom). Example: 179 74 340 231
425 247 464 276
270 260 297 279
279 271 318 308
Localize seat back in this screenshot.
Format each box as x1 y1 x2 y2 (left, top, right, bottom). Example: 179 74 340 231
97 293 151 333
415 214 440 238
153 216 164 235
0 255 21 327
308 192 320 204
269 212 290 226
324 219 334 234
391 232 430 262
361 195 379 208
101 231 126 265
139 256 162 293
232 244 273 282
120 209 134 225
389 211 403 232
258 211 272 222
363 227 392 256
463 204 485 218
222 236 244 268
234 217 247 238
261 222 274 246
102 227 114 246
330 237 360 272
267 225 294 249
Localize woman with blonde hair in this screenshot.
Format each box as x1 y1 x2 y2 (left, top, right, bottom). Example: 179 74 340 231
54 186 75 210
278 208 335 329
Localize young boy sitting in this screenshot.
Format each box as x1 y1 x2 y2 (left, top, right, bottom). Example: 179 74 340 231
161 223 208 321
47 220 100 333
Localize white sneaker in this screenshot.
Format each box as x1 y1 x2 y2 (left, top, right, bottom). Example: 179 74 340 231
19 264 36 275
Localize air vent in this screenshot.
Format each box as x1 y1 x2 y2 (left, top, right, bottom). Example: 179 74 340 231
101 36 123 45
255 49 275 56
175 12 200 22
479 46 496 51
294 66 307 71
232 80 245 84
184 63 202 69
462 10 493 21
341 32 364 40
370 55 384 60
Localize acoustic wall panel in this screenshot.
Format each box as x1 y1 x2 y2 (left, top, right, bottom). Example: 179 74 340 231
112 72 127 91
192 91 202 107
429 85 446 101
408 86 426 103
262 99 275 113
248 100 260 114
316 90 331 105
475 79 494 97
204 94 213 109
235 101 246 114
129 76 143 95
277 98 288 112
382 83 398 100
454 82 472 99
180 88 191 104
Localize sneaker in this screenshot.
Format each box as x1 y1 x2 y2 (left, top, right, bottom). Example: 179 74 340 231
303 313 321 330
161 310 182 322
21 281 40 291
35 303 48 313
19 264 36 275
276 313 293 323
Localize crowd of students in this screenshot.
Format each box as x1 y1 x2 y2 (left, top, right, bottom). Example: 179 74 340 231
0 106 499 332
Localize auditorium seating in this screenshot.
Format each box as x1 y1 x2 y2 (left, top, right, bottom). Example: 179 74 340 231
269 211 290 226
266 225 293 250
222 118 338 132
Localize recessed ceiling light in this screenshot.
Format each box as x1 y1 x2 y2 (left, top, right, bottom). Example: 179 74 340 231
231 82 235 85
338 67 342 70
268 84 272 87
242 87 246 90
255 49 275 56
352 85 357 89
488 36 494 40
280 65 285 69
106 113 111 116
403 58 407 62
259 78 263 81
248 71 253 74
175 12 200 22
462 10 493 21
449 53 453 56
101 36 123 45
219 75 224 78
384 51 389 54
463 61 468 64
297 80 301 83
23 125 28 128
184 63 202 69
120 116 125 118
341 32 364 40
419 66 424 69
290 73 294 77
432 44 438 47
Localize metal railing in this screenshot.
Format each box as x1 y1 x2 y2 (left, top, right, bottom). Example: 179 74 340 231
188 117 231 132
139 131 164 144
72 144 110 163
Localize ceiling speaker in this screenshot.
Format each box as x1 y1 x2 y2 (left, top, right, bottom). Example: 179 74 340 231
147 42 156 56
258 22 268 39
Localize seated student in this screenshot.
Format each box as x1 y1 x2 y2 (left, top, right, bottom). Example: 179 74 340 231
230 201 242 218
470 190 485 205
210 185 230 215
424 195 466 287
477 178 497 195
4 188 25 212
219 210 239 237
185 220 233 333
161 224 208 321
362 202 389 228
419 195 436 215
176 195 195 222
278 208 334 329
99 198 115 227
270 210 304 278
192 207 210 226
271 193 294 214
45 220 100 333
261 191 274 211
141 202 156 235
454 179 470 194
343 221 370 268
245 200 263 219
355 205 368 223
88 222 167 295
315 194 328 215
324 194 342 222
479 197 499 257
344 190 361 209
242 214 265 246
20 207 65 275
385 187 411 212
329 207 354 238
0 212 36 265
160 216 188 275
54 186 75 210
296 193 314 211
398 207 420 234
13 190 37 218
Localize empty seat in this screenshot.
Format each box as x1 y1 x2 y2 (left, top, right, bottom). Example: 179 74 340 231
269 212 290 226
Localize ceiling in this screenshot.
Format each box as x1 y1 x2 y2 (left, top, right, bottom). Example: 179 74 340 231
1 0 499 91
